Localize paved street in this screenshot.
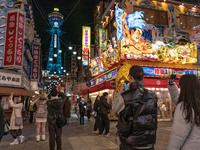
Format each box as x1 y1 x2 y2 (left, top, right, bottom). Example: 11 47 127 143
0 113 172 150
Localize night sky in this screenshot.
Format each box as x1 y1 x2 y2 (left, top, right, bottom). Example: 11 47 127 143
32 0 199 71
32 0 103 70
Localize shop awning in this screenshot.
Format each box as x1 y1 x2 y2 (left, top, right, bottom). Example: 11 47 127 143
0 87 35 97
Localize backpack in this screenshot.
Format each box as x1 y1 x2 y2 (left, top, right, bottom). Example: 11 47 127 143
36 102 47 118
117 88 147 137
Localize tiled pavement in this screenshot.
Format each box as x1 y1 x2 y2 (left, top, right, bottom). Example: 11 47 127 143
0 113 172 150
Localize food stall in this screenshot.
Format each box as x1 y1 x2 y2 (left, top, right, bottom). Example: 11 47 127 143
83 3 200 121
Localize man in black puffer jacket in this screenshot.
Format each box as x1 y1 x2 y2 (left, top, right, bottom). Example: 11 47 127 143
47 88 66 150
112 65 157 150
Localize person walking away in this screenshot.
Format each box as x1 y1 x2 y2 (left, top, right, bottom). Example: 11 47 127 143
0 105 5 142
63 97 71 124
167 74 200 150
87 98 92 121
79 98 87 125
98 92 112 136
29 101 36 123
93 95 101 134
112 65 157 150
47 88 66 150
9 93 25 145
31 95 47 142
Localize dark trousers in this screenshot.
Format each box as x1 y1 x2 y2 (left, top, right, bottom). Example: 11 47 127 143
29 111 34 123
49 126 62 150
87 110 91 120
94 114 101 131
99 113 110 134
80 112 85 124
10 129 22 139
0 133 3 142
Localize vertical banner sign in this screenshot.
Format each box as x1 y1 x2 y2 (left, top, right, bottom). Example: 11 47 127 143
15 12 25 66
82 26 91 66
99 28 107 55
31 43 40 80
4 9 25 68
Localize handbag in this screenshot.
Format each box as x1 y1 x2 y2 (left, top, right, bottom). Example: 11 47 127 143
14 109 23 126
56 113 67 128
4 120 10 135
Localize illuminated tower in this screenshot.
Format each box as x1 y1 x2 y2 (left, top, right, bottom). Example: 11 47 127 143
47 8 64 75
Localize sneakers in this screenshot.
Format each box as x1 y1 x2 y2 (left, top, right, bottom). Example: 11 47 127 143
36 135 40 142
41 135 45 141
104 133 111 137
19 135 25 144
10 139 19 145
93 131 98 134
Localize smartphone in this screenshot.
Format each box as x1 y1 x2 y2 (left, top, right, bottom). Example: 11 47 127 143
168 74 176 85
124 81 129 91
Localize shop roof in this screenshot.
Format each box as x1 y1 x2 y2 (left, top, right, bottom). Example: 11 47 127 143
0 87 35 97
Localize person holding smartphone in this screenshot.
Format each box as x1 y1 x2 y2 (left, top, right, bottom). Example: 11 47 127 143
112 65 157 150
167 74 200 150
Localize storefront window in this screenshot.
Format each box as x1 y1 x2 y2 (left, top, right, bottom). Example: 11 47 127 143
1 96 9 110
147 88 173 121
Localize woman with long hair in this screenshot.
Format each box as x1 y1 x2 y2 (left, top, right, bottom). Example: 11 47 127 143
168 74 200 150
31 95 47 142
93 95 101 133
9 93 25 145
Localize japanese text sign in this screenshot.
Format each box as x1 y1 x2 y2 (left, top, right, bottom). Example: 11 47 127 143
31 43 40 80
4 10 25 68
99 28 107 54
82 26 91 66
0 72 21 86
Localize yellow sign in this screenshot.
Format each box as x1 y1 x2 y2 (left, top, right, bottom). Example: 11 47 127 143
82 26 91 66
54 8 59 12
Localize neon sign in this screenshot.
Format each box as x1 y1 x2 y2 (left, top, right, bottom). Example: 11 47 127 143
82 26 91 66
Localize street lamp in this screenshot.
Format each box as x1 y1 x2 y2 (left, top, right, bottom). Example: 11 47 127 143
58 50 62 53
66 73 69 75
49 58 53 61
61 67 63 69
77 56 81 60
54 72 56 74
73 51 77 55
68 46 73 50
54 54 57 57
63 70 66 72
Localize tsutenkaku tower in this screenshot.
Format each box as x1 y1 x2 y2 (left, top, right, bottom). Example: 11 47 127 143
47 8 64 75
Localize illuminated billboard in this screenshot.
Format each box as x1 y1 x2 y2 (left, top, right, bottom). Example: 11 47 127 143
82 26 91 66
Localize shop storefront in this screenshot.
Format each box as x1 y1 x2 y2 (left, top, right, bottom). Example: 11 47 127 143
0 69 35 119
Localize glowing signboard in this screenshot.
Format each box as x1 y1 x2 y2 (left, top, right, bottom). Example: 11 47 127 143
99 28 107 54
82 26 91 66
91 69 117 86
54 34 57 48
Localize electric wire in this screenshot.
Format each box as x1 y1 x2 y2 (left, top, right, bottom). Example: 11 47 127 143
33 0 50 28
63 0 81 23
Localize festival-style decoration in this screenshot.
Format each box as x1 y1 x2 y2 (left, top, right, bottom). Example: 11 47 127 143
99 28 107 54
3 9 25 68
82 26 91 66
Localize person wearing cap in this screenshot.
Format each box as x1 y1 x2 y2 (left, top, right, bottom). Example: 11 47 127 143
112 65 158 150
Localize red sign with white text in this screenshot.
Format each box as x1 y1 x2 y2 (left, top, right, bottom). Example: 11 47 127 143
15 12 25 66
4 10 25 68
31 43 40 80
4 12 17 66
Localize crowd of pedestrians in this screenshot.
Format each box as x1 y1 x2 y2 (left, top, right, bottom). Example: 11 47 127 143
1 65 200 150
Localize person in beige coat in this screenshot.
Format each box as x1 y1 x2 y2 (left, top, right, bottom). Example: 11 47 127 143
168 74 200 150
9 92 25 145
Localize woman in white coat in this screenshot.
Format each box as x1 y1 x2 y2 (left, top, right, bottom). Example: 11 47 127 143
9 92 25 145
168 74 200 150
